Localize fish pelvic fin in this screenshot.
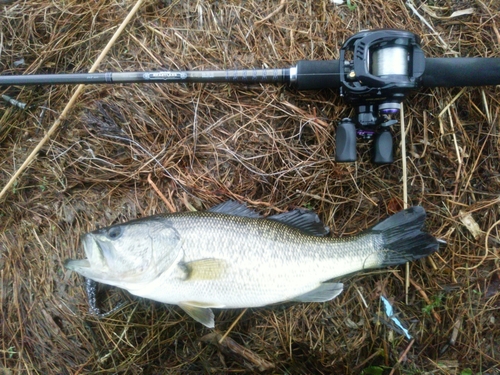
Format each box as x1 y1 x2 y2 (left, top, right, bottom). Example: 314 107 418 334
369 206 440 267
291 282 344 302
178 302 216 328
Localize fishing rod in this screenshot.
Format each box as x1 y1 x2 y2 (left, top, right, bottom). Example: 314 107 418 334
2 29 499 163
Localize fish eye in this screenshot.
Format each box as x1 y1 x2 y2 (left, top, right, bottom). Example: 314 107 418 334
106 226 123 240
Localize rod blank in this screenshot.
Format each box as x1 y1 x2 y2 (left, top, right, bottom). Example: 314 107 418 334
0 68 291 86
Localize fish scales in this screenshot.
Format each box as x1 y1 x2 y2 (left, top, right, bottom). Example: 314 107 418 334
141 212 378 307
65 201 439 327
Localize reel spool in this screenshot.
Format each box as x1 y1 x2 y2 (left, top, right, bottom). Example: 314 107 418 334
336 29 425 164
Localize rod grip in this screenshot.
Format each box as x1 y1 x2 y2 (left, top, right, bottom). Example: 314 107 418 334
422 58 500 88
295 60 341 90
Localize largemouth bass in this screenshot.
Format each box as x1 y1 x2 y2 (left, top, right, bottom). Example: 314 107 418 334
65 201 439 327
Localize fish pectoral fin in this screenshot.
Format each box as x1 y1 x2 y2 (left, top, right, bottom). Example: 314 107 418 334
291 282 344 303
181 258 227 281
178 302 216 328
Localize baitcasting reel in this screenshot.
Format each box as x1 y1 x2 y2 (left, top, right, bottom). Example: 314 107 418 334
336 29 425 164
2 29 500 164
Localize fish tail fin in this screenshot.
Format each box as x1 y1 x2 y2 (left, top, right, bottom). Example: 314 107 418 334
369 206 440 267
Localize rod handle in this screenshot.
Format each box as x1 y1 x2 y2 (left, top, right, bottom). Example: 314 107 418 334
422 58 500 88
295 60 341 90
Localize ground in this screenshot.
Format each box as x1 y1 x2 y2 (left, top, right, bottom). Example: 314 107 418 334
0 0 499 374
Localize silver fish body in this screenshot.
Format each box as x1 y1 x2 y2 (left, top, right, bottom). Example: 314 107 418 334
65 201 439 327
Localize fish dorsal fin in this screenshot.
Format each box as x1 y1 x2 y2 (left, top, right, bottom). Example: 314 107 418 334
178 302 215 328
208 200 262 218
180 258 227 281
291 282 344 302
268 209 330 237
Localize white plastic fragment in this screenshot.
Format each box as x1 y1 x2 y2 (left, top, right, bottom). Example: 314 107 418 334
381 296 412 340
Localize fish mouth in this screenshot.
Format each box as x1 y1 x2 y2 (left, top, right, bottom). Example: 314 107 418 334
64 233 108 272
64 233 116 284
64 258 91 270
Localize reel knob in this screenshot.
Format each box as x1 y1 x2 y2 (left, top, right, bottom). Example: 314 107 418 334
373 130 393 164
335 118 357 162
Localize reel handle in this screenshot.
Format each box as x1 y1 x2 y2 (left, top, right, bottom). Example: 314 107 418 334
373 131 393 164
335 118 394 165
335 118 357 162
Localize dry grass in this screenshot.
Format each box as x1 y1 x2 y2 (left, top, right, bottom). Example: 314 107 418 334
1 0 499 373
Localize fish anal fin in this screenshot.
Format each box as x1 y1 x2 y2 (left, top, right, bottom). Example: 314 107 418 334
181 258 227 281
178 302 216 328
292 282 344 302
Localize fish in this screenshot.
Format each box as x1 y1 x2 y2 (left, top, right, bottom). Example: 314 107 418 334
65 201 439 328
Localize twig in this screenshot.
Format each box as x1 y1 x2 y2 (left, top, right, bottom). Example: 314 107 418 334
254 0 286 26
405 0 453 53
128 33 163 66
493 20 500 45
388 339 415 375
282 101 329 128
201 330 275 372
296 189 351 205
352 349 385 372
400 103 410 305
455 218 500 271
219 308 247 344
400 103 408 209
448 107 465 198
462 108 494 197
481 89 491 124
0 0 145 202
98 304 139 363
147 174 176 213
393 273 442 323
419 110 428 158
438 88 466 118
